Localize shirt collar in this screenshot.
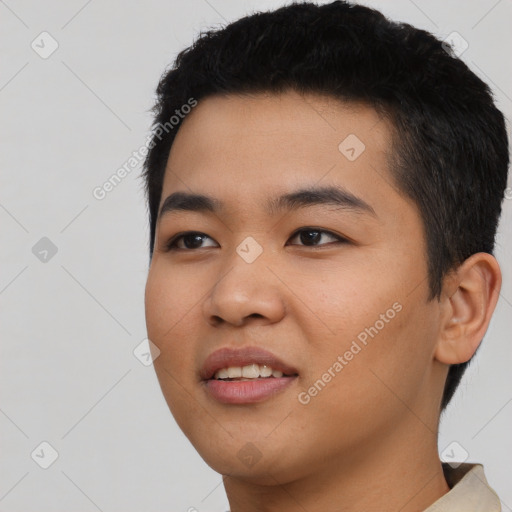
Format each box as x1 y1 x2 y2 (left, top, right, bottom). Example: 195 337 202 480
425 463 501 511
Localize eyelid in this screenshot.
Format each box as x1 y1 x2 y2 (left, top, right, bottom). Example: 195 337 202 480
287 227 350 246
163 227 350 252
164 231 218 251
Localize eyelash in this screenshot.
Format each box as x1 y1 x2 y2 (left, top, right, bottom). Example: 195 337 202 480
164 228 349 252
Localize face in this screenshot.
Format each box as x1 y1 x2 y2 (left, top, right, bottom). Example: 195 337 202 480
145 90 444 484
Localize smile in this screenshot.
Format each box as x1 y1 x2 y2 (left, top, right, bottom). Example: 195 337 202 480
213 364 290 380
200 347 299 404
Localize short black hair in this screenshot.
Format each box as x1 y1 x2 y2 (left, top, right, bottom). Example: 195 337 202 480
142 1 509 410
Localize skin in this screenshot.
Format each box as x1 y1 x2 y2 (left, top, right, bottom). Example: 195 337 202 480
144 90 501 512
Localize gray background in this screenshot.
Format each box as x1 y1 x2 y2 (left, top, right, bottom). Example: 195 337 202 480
1 0 511 510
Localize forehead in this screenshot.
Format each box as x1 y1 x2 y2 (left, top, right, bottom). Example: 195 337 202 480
168 90 392 161
160 90 404 220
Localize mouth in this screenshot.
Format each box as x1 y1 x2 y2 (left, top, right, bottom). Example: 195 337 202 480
213 363 293 380
200 347 299 404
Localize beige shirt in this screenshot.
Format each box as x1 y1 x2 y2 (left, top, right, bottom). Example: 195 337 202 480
425 463 501 511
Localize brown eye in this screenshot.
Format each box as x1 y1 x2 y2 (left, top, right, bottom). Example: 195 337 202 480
288 228 348 247
165 232 218 251
164 227 349 252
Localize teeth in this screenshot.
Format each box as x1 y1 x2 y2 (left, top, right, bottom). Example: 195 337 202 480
216 368 229 379
242 364 260 378
213 364 288 380
227 366 242 378
260 365 272 377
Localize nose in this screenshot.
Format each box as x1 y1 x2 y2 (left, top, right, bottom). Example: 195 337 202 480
202 248 286 328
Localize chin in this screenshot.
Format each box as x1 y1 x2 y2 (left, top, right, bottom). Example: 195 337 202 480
186 426 307 485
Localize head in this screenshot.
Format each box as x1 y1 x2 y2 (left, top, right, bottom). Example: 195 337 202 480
143 0 508 481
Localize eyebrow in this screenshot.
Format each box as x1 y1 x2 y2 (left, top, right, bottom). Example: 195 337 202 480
158 185 377 220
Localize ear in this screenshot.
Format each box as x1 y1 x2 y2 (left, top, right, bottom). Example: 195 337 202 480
434 253 502 365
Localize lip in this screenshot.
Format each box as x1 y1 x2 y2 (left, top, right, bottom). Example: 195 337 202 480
200 346 299 404
205 377 297 404
200 346 299 381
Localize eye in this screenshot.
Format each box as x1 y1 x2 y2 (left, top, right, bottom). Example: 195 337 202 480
287 227 349 247
164 227 348 252
165 231 218 251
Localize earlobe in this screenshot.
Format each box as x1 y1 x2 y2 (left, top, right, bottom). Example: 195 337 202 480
434 253 502 365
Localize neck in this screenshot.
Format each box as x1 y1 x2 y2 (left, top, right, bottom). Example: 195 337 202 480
223 418 449 512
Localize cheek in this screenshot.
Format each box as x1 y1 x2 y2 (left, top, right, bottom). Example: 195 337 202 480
301 270 391 349
144 263 200 383
144 269 170 340
334 293 436 413
145 262 197 339
298 262 433 405
145 264 203 426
